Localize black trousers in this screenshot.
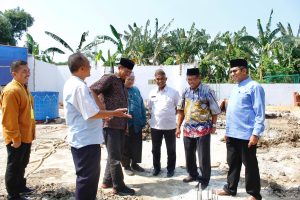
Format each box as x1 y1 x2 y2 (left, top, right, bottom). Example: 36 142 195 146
5 142 31 198
71 144 101 200
183 134 211 185
122 127 143 167
102 128 126 190
223 137 262 200
151 128 176 172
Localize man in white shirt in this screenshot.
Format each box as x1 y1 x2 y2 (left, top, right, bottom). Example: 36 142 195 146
148 69 180 177
63 53 131 200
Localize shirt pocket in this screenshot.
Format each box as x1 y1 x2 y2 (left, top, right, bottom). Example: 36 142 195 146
163 96 174 107
238 89 251 105
150 95 157 102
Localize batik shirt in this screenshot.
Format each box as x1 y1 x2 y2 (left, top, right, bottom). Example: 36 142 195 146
178 84 221 138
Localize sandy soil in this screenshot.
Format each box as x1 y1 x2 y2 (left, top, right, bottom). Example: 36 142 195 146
0 109 299 200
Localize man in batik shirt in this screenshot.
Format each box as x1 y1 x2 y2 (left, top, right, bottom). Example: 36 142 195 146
176 68 221 189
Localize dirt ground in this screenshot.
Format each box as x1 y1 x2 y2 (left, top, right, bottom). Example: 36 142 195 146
0 108 299 200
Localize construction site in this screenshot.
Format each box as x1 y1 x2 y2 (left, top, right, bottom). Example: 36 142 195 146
0 106 299 200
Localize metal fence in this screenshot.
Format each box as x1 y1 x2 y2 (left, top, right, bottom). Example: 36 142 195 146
264 74 300 83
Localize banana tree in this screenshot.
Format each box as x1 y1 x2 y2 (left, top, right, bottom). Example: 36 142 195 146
166 23 209 64
196 27 255 82
44 31 103 62
95 25 124 72
123 18 173 65
239 9 280 80
274 22 300 74
25 33 56 63
25 33 40 59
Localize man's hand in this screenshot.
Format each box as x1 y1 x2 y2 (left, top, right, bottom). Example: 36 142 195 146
219 99 227 112
248 135 259 148
104 116 112 122
11 141 21 148
175 128 181 138
211 127 216 134
224 135 228 142
113 108 132 118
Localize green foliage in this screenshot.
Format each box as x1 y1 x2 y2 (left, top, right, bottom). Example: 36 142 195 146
163 57 175 65
0 7 34 45
0 15 14 45
166 23 209 64
239 9 280 80
3 8 295 83
45 31 74 53
44 31 103 62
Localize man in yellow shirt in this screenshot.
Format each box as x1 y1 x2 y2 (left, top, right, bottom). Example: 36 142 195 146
0 60 35 200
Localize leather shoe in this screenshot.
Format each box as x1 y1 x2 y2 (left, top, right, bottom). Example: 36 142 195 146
124 166 134 176
183 176 197 183
7 194 28 200
131 163 145 172
112 185 135 196
167 170 174 177
195 182 208 190
19 186 35 194
152 168 160 176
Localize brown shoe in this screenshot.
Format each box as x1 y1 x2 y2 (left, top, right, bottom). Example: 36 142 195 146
245 196 257 200
101 183 113 189
215 189 231 196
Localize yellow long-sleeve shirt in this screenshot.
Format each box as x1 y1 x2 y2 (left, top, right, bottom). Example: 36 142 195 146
0 79 35 145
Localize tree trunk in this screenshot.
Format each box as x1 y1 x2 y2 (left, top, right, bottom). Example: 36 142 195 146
259 66 263 81
110 63 114 74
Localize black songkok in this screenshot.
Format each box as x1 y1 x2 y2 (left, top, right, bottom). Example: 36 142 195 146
119 58 135 69
186 68 200 76
230 59 248 68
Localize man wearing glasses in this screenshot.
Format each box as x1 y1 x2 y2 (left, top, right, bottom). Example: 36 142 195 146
217 59 265 200
176 68 221 190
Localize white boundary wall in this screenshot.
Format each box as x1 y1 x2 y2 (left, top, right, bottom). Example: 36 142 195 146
27 56 300 106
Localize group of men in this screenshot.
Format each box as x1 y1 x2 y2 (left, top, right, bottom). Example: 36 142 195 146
0 53 265 200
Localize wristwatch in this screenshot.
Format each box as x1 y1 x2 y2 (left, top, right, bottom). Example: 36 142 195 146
212 124 217 128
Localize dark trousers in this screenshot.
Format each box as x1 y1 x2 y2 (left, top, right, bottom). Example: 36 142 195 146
5 142 31 198
71 144 101 200
151 128 176 172
183 134 211 185
103 128 125 190
224 137 262 200
122 127 143 167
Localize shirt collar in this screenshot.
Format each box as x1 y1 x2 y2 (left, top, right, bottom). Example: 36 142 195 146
238 76 251 86
12 79 26 88
157 85 168 93
72 75 86 84
189 83 202 92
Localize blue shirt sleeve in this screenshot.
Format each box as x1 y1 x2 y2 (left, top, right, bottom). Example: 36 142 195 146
251 85 265 136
